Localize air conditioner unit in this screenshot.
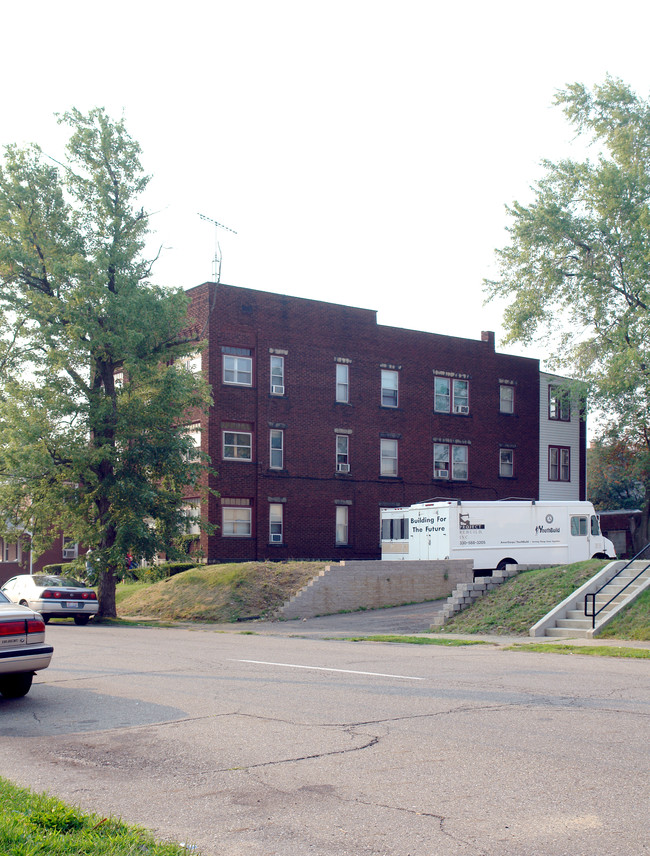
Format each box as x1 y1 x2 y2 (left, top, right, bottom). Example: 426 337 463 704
337 463 350 473
62 548 77 559
434 469 449 479
271 533 282 543
271 385 285 395
453 404 470 414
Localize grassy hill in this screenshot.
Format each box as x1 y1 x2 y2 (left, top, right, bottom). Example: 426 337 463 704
117 561 325 622
436 560 649 639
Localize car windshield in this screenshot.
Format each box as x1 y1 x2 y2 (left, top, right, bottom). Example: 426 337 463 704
32 575 85 588
0 591 9 603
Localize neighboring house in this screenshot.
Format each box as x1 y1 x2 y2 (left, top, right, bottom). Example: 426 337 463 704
183 282 551 563
538 372 586 501
597 509 642 559
0 533 80 587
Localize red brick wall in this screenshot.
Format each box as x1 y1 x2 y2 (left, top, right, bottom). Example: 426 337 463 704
186 282 541 562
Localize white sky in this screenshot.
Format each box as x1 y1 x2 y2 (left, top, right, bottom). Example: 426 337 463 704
4 0 650 364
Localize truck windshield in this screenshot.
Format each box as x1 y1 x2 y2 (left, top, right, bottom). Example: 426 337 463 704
591 515 601 536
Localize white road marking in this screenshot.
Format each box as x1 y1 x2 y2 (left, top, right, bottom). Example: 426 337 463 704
233 659 424 680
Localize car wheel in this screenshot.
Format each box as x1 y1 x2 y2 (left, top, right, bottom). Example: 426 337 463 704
73 614 91 626
0 673 33 699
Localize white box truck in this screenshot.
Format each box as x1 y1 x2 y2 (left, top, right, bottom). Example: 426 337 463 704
380 500 616 570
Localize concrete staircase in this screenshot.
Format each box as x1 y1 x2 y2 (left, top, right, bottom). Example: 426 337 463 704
532 560 650 639
430 567 519 628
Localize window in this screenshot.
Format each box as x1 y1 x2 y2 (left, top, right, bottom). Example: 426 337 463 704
434 377 450 412
270 429 284 469
549 385 570 421
182 499 201 536
270 355 285 394
434 443 468 480
1 539 20 562
381 516 409 540
500 384 514 413
434 376 469 414
62 537 78 560
380 438 398 476
269 503 283 543
179 352 202 373
381 370 398 407
222 499 252 537
335 506 349 545
184 423 202 461
549 446 570 481
570 516 588 536
222 346 253 386
114 370 124 388
452 380 469 414
499 448 514 477
336 434 349 473
223 426 252 461
591 515 601 536
336 363 349 403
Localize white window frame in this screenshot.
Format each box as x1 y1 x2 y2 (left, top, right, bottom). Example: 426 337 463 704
336 434 349 472
336 363 349 403
184 423 202 461
381 370 399 408
2 539 21 563
269 503 283 543
499 448 514 477
335 506 349 545
434 442 468 480
434 377 450 412
452 379 469 414
223 348 253 386
380 438 398 476
270 429 284 469
62 536 78 560
270 355 285 394
179 352 202 373
182 499 201 536
223 430 253 461
222 501 252 537
500 384 514 413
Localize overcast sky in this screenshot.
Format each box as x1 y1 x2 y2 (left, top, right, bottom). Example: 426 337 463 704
4 0 650 363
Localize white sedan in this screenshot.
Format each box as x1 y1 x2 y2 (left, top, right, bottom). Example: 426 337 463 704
1 574 98 625
0 591 53 698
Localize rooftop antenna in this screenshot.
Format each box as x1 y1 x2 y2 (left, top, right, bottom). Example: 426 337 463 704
198 213 237 282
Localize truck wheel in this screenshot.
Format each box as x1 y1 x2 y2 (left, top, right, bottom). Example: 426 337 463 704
497 558 516 571
592 552 607 560
0 673 33 699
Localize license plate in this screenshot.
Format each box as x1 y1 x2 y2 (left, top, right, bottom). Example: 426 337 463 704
60 602 84 609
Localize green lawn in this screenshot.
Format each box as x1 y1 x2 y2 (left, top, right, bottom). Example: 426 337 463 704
0 777 198 855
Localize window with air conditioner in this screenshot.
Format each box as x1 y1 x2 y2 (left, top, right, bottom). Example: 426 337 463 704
62 537 78 560
434 442 468 480
336 434 349 473
269 503 283 544
434 377 469 414
270 355 285 395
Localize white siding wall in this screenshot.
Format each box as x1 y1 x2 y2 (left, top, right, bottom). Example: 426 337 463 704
539 373 581 500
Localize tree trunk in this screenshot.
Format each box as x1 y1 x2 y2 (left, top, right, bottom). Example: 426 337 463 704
97 566 117 619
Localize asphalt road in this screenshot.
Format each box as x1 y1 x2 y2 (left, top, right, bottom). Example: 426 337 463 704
1 617 648 856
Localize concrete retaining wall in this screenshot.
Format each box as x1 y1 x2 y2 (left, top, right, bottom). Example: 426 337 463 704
277 560 473 620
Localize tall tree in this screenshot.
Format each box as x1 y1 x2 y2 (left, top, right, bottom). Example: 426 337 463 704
0 109 211 617
485 77 650 550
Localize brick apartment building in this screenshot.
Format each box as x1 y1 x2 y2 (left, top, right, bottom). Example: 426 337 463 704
181 282 585 563
0 281 588 581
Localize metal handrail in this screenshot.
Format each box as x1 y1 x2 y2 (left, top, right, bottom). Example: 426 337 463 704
584 543 650 629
